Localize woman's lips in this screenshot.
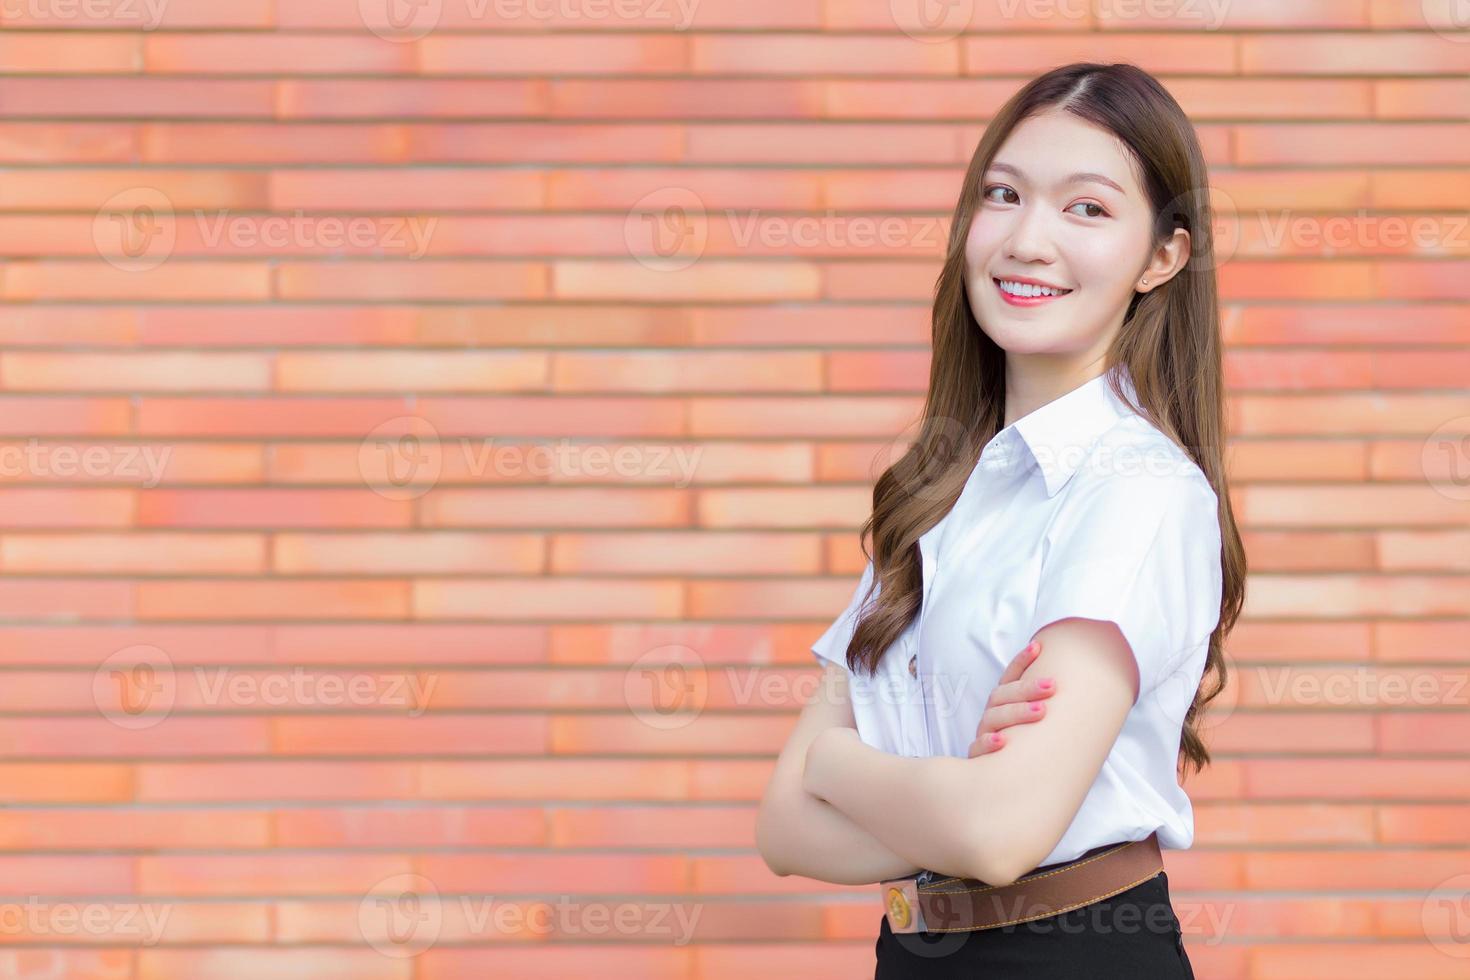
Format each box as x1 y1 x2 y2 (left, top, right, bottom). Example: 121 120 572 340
994 277 1072 307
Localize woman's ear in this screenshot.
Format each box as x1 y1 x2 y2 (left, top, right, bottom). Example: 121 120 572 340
1137 228 1191 293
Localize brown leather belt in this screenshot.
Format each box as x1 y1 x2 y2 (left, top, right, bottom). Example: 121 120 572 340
879 831 1163 934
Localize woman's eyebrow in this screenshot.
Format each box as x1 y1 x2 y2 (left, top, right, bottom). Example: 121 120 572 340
986 162 1125 196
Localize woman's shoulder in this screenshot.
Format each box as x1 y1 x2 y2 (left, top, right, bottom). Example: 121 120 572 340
1051 415 1218 534
1074 414 1216 500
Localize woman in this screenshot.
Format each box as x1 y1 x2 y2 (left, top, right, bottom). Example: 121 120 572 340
756 63 1246 978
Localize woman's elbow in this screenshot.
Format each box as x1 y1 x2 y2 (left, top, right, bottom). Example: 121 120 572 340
951 824 1024 887
755 826 787 876
754 801 794 877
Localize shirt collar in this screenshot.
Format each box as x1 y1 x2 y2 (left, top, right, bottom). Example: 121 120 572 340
1004 363 1141 498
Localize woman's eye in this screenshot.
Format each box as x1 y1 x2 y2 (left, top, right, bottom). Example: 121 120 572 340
983 185 1107 218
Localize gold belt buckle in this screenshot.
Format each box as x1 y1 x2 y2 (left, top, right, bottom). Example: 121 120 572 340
881 875 928 934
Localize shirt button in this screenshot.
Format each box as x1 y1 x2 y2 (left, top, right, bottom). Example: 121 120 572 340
907 654 917 678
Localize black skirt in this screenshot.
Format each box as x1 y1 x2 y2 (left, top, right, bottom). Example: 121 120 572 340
874 869 1195 979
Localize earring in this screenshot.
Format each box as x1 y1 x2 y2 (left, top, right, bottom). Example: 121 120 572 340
1141 278 1149 285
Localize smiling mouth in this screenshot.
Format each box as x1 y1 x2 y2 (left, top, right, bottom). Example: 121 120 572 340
993 277 1073 305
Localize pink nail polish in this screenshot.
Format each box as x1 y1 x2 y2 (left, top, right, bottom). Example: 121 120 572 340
989 733 1001 744
1038 679 1053 691
1029 702 1042 713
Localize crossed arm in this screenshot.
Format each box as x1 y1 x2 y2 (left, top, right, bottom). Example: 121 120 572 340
756 616 1139 887
752 663 923 884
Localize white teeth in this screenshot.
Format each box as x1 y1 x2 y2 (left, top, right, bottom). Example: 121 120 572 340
997 279 1067 298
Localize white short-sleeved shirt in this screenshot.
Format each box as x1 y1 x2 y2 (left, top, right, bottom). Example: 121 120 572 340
811 363 1224 867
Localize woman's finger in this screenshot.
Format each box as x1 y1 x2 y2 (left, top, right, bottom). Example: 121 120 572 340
994 638 1042 688
986 675 1056 708
967 730 1005 758
974 699 1047 739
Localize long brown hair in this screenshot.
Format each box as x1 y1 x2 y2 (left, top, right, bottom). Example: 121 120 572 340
844 63 1246 779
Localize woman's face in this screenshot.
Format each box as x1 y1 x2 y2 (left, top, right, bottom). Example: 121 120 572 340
964 108 1173 360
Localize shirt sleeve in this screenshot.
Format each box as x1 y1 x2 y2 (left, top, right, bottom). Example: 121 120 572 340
810 558 878 669
1029 473 1223 705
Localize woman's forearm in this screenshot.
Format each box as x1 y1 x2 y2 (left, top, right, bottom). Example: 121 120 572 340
757 771 922 885
803 726 1002 882
756 664 922 885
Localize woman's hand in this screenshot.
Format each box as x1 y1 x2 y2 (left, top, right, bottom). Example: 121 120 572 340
966 638 1055 758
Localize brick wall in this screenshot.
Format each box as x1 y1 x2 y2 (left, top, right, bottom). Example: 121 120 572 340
0 1 1467 977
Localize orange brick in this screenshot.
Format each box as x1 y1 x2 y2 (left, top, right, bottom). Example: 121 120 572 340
423 34 688 75
276 350 546 392
145 34 413 74
0 78 273 117
137 579 411 620
0 763 132 803
0 33 139 73
2 532 265 573
2 352 271 391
